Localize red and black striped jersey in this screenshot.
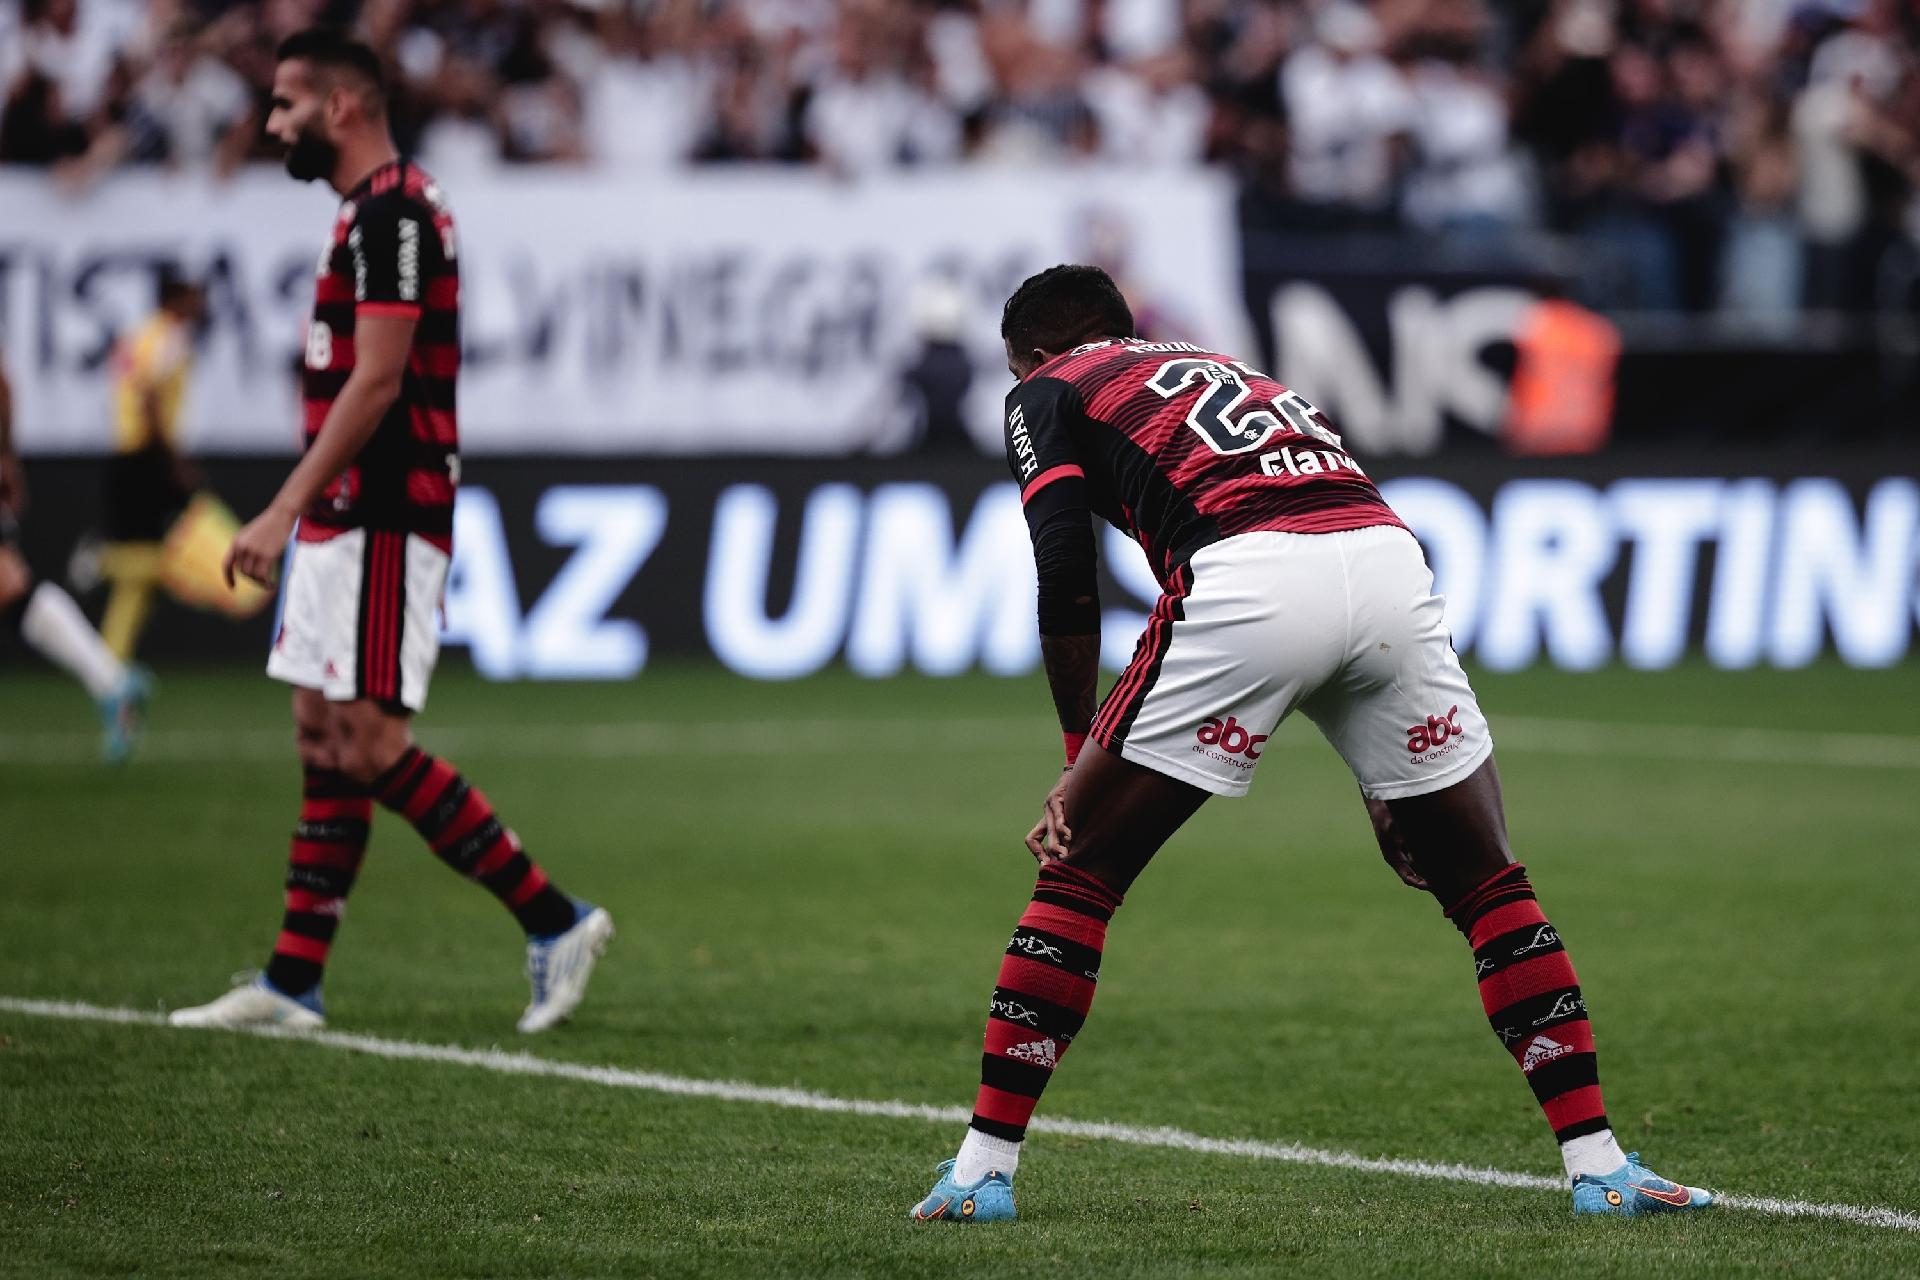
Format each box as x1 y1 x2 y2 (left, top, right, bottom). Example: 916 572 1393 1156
1005 338 1402 588
299 159 458 547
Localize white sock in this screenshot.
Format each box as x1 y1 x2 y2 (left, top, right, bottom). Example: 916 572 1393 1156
20 582 124 699
1561 1128 1628 1181
953 1128 1022 1184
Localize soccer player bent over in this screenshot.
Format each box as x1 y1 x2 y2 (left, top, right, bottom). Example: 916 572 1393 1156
170 30 610 1035
910 266 1709 1222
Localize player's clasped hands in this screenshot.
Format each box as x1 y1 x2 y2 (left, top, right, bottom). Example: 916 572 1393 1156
224 504 297 589
1024 768 1075 866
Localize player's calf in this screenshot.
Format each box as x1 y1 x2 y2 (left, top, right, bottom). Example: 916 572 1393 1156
263 765 372 999
368 744 577 936
1448 863 1631 1180
367 741 612 1030
912 861 1122 1221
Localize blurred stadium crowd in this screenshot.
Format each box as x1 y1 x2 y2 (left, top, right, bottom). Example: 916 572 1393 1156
3 0 1918 314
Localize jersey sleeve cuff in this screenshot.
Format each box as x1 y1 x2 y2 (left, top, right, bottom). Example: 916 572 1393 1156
1021 464 1085 505
357 301 423 319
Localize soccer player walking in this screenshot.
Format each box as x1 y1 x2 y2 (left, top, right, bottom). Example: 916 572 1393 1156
910 266 1710 1222
171 30 610 1034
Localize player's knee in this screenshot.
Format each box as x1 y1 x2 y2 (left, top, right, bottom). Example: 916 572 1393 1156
293 718 336 771
332 709 412 786
332 731 399 786
1050 841 1145 899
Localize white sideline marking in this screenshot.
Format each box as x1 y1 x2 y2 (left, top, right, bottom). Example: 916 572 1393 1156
2 713 1918 771
2 996 1915 1235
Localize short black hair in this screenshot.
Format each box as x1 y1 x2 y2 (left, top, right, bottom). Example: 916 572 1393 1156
1001 264 1135 356
276 27 386 104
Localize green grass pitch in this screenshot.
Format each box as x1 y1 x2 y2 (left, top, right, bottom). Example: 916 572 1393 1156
2 659 1917 1278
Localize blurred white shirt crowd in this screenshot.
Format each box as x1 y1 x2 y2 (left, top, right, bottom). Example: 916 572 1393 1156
4 0 1917 313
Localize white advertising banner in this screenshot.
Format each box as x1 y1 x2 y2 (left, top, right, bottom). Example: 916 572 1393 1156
0 167 1248 455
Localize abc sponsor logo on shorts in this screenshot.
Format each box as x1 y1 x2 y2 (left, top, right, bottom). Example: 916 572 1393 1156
1405 705 1465 762
1193 716 1268 770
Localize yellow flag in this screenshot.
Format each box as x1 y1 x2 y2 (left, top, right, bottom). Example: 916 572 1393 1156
161 493 273 618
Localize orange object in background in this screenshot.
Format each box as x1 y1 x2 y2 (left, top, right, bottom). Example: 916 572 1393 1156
159 492 273 619
1503 299 1623 455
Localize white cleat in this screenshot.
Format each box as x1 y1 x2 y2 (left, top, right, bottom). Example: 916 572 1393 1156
169 975 326 1032
517 904 614 1034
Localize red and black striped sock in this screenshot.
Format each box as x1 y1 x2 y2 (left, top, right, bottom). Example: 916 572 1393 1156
265 767 372 997
1448 863 1610 1143
969 863 1124 1143
371 746 576 936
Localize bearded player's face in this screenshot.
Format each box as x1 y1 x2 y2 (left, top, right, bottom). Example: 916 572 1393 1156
266 60 338 183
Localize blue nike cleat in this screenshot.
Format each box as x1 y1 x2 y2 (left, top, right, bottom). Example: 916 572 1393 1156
909 1159 1017 1223
98 664 154 765
1572 1152 1713 1216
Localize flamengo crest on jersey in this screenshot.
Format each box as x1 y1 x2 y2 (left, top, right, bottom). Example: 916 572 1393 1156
1004 338 1403 586
301 159 460 544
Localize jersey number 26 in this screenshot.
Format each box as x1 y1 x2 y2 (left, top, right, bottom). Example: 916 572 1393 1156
1147 358 1343 456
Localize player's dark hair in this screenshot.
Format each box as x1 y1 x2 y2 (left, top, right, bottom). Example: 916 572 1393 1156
276 27 386 105
1001 264 1135 356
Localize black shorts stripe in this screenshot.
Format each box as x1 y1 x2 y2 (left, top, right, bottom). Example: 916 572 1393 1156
1095 563 1193 750
355 532 407 704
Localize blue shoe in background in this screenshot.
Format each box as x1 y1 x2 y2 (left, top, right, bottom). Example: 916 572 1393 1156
98 664 154 765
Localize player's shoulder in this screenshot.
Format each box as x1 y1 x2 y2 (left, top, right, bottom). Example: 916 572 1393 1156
352 167 451 225
1037 337 1224 389
1004 369 1086 429
350 187 427 229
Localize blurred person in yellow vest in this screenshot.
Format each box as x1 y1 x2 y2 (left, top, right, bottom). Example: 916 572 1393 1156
100 270 270 656
1502 287 1622 456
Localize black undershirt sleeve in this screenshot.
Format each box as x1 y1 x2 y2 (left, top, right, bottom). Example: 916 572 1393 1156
1003 377 1099 636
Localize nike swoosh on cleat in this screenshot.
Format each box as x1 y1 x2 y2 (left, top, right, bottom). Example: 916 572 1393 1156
915 1197 951 1220
1629 1181 1694 1207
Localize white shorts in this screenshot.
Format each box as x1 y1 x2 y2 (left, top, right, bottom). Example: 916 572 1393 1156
1090 524 1491 800
266 528 449 712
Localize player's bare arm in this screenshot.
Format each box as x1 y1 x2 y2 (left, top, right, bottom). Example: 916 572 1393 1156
224 311 416 588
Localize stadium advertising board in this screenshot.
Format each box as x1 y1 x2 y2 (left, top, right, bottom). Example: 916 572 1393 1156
9 456 1915 676
1238 258 1917 450
0 170 1247 456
